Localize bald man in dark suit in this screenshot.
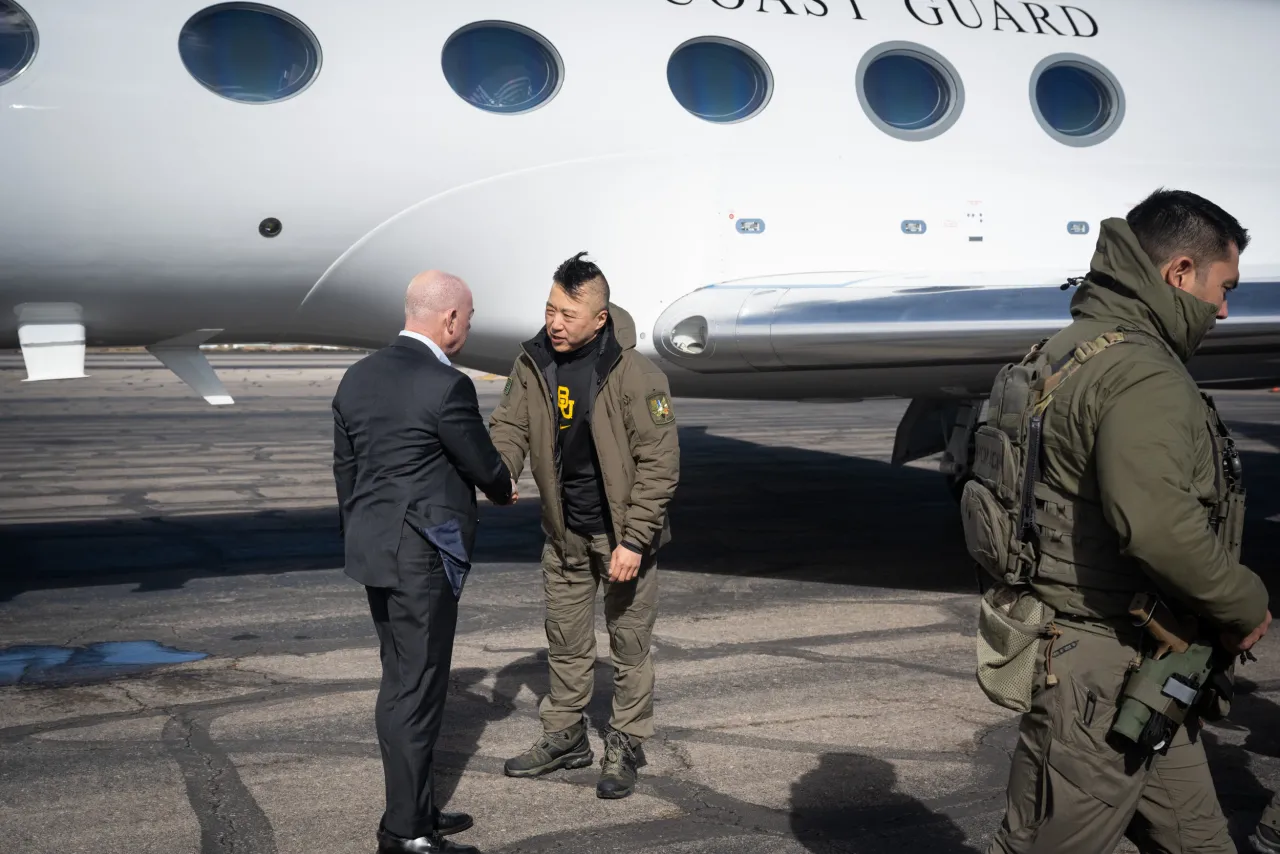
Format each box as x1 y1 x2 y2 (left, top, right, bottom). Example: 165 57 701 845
333 270 515 854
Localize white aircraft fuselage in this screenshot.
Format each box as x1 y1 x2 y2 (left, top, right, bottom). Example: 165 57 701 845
3 0 1280 411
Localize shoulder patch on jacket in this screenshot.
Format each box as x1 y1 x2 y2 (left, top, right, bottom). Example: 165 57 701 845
503 377 513 397
646 392 674 425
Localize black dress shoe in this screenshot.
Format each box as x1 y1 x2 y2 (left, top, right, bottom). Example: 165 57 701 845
377 827 479 853
436 811 473 836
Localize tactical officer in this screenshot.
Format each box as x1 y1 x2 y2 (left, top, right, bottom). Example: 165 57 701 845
967 189 1272 853
488 251 679 799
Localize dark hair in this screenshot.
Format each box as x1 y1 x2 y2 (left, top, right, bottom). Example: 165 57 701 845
1126 188 1249 271
553 251 610 306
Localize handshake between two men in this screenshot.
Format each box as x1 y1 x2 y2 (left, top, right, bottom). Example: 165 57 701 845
334 253 679 853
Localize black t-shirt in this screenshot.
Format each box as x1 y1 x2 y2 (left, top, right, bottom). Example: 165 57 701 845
553 334 607 536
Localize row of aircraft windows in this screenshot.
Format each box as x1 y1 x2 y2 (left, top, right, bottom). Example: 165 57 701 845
0 1 1124 147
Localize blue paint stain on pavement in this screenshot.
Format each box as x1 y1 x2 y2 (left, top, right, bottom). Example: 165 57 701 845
0 640 208 686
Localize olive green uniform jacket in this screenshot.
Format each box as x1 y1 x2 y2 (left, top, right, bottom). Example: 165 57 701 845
1030 217 1267 635
488 303 680 556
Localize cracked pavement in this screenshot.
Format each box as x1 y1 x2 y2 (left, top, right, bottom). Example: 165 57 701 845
1 353 1279 853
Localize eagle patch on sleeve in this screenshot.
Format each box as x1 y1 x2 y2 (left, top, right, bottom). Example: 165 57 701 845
646 392 674 425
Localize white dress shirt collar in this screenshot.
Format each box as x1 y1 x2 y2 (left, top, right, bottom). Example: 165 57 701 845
398 330 450 365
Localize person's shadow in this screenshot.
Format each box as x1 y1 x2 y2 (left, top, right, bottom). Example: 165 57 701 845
791 753 974 853
1203 676 1280 845
434 653 546 809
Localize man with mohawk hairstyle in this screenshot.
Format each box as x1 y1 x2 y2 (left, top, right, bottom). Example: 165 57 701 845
489 251 680 800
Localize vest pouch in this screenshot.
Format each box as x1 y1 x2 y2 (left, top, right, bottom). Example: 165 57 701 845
975 583 1055 713
960 479 1012 582
971 423 1020 505
962 423 1023 582
988 362 1034 442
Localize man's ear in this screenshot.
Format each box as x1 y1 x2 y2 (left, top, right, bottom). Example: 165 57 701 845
1163 255 1197 292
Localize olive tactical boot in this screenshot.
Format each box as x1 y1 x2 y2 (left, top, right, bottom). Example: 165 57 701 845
503 720 593 778
596 727 638 799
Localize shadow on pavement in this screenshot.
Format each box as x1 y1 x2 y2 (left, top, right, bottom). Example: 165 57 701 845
0 425 972 600
791 752 974 853
1204 676 1280 845
2 416 1275 602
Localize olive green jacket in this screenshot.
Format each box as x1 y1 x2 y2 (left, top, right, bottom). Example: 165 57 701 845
1030 217 1267 634
488 303 680 555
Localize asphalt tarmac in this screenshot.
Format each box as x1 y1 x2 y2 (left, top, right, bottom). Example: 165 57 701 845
1 353 1278 854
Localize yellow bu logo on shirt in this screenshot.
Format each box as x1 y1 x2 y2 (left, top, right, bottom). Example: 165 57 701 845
558 386 575 425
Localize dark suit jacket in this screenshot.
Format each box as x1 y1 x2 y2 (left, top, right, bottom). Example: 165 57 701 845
332 335 513 589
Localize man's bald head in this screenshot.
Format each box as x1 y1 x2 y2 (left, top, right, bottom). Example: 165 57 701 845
405 270 470 322
403 270 474 356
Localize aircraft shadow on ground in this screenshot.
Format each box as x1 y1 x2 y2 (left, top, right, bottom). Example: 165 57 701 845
0 425 973 600
0 419 1276 601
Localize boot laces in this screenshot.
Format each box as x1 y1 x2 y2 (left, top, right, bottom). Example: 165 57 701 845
603 731 632 769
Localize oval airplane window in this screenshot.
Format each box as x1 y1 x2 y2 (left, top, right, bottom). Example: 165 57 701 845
441 22 562 115
857 42 964 141
0 0 38 86
667 37 772 123
179 3 321 103
1031 55 1124 146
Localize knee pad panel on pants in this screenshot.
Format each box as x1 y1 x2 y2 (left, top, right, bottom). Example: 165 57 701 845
609 625 651 666
545 619 593 657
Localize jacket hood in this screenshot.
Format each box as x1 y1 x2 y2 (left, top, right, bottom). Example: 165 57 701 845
605 302 637 350
1069 217 1220 362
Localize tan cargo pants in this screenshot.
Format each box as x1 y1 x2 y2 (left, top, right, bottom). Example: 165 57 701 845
538 530 658 741
988 617 1234 853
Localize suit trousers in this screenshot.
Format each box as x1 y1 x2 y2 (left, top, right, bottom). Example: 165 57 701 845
987 617 1233 854
365 523 459 839
538 530 659 741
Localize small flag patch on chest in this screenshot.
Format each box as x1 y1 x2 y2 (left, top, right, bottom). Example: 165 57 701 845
646 392 674 425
